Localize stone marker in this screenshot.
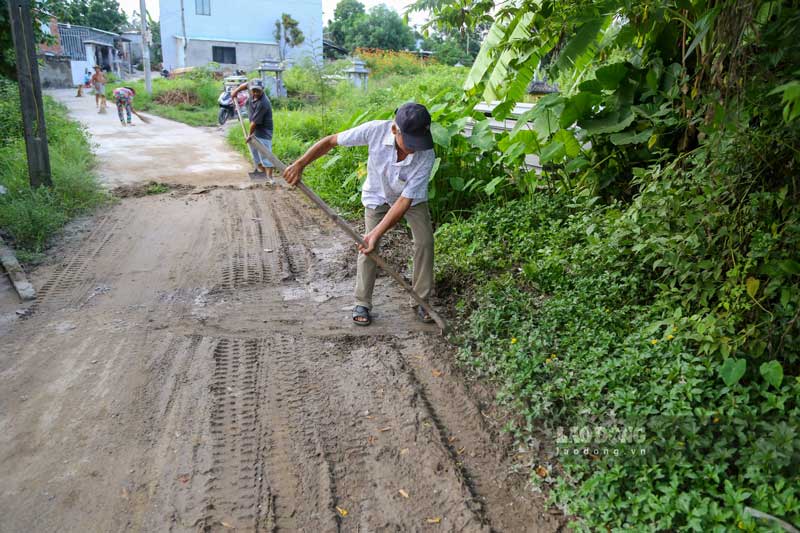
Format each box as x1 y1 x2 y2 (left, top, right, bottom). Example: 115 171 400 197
0 237 36 301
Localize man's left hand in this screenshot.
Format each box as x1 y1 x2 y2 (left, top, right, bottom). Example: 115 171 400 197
359 230 380 254
245 133 253 143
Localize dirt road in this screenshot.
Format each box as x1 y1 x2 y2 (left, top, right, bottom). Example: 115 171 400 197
0 92 563 532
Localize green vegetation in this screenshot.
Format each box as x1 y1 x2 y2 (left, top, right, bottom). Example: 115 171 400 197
0 78 107 259
48 0 128 33
431 0 799 530
231 1 799 530
407 0 492 65
145 182 169 195
325 0 415 54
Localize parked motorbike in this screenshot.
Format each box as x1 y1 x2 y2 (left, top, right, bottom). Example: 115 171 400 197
217 87 248 126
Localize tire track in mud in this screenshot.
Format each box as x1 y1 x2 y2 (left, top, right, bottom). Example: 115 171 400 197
269 194 312 281
297 338 376 531
397 348 490 526
201 337 266 530
247 193 278 287
194 334 340 532
217 197 251 290
263 334 489 532
261 334 339 532
213 188 322 290
25 213 123 316
191 333 497 532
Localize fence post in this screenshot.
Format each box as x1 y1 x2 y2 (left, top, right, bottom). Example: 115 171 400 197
7 0 53 188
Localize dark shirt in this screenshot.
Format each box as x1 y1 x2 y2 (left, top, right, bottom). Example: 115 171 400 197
248 94 273 140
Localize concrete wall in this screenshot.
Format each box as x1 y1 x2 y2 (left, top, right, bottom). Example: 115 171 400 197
184 39 279 70
160 0 322 70
38 55 72 88
123 32 144 65
69 44 97 86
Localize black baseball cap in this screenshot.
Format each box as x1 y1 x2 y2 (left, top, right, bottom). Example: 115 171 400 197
395 102 434 151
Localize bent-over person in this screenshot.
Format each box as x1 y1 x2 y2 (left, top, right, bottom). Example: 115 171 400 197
284 102 437 326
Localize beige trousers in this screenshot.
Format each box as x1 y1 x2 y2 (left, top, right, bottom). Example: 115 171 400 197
354 202 434 310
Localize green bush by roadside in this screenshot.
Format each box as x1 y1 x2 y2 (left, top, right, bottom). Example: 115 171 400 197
0 78 107 260
436 130 800 530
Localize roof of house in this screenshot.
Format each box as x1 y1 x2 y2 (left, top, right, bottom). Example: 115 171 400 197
58 23 123 59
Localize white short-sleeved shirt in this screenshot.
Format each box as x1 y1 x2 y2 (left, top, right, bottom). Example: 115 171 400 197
337 120 435 209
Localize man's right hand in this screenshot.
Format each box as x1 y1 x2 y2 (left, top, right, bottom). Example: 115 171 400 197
284 161 304 186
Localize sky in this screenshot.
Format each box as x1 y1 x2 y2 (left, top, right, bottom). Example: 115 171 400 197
117 0 428 27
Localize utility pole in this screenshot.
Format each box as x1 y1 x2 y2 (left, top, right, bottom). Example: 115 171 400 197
139 0 152 95
7 0 52 188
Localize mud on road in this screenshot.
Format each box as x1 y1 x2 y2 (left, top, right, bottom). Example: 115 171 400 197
0 184 564 532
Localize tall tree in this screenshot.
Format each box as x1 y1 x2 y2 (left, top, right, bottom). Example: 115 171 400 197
54 0 126 33
326 0 365 46
327 3 414 52
419 33 472 65
273 13 305 61
349 5 414 50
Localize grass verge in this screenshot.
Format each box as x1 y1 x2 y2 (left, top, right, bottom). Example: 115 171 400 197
0 79 108 262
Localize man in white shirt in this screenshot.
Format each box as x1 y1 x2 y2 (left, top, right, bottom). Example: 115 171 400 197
283 103 436 326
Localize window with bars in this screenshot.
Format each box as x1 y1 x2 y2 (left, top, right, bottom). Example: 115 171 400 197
195 0 210 15
212 46 236 64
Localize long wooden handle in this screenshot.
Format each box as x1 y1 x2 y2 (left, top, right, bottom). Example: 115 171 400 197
233 96 248 138
246 137 448 333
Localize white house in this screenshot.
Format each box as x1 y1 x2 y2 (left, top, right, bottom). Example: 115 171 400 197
38 21 130 86
159 0 322 71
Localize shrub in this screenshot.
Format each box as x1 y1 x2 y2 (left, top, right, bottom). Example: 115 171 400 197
0 79 107 254
0 78 22 144
283 64 320 98
355 48 433 77
436 141 800 530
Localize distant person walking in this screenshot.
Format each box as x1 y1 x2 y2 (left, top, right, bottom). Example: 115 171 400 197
91 65 107 113
112 86 136 126
231 79 274 179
